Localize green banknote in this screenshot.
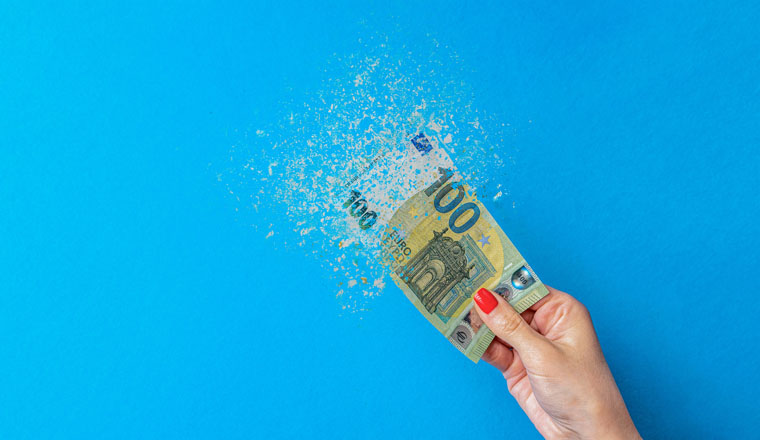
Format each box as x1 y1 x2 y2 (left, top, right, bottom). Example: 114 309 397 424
339 131 548 362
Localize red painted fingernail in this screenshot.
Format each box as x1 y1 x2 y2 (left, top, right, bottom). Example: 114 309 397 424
474 288 498 314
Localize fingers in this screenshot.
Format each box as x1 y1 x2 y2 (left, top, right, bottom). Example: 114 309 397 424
481 339 514 373
528 285 566 311
529 285 579 312
473 288 549 355
520 309 536 325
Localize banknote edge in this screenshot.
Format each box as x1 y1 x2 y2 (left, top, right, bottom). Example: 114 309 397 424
512 284 550 314
468 329 495 363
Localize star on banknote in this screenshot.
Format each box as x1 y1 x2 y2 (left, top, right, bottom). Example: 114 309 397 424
477 234 491 248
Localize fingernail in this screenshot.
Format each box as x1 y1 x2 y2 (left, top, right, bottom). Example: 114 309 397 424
474 288 498 314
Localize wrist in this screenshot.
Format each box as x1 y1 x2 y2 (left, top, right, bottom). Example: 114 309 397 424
582 399 640 440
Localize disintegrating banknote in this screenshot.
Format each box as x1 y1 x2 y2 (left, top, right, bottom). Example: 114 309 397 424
338 125 548 362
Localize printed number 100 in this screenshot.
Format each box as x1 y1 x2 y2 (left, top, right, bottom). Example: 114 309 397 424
343 190 378 230
424 167 480 234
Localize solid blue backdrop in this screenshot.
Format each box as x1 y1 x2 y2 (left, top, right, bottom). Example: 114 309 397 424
1 1 758 438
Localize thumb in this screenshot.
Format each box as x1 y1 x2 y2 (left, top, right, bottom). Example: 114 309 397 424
473 288 548 354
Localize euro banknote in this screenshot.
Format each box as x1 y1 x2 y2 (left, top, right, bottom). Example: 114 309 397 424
339 130 548 362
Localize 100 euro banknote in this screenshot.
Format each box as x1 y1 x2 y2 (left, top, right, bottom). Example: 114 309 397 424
338 132 548 362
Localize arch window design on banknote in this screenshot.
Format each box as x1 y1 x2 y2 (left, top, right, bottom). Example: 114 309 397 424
403 228 474 314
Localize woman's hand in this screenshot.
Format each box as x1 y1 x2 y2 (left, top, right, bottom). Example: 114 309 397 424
471 286 640 440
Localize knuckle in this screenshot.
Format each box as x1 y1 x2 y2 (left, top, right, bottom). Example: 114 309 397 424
496 312 524 336
555 291 576 304
558 293 591 319
570 299 591 319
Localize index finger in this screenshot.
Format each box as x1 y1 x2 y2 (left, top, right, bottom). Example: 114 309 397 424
528 285 569 311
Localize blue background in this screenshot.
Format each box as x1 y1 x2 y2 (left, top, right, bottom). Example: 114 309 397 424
2 1 759 438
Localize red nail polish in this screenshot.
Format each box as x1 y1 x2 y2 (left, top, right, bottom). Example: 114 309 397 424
474 288 498 314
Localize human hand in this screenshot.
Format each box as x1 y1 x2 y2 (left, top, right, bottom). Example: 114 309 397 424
471 286 640 440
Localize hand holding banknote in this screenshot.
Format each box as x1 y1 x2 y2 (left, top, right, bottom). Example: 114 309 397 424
472 286 641 440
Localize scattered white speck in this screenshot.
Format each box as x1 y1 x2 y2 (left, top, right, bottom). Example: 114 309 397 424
220 30 514 316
